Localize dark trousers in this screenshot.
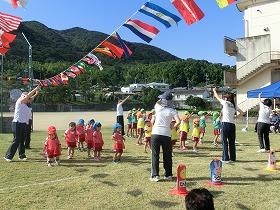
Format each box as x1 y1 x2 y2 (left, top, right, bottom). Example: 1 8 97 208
257 122 270 150
24 119 32 148
116 115 125 135
6 122 27 159
221 122 236 161
151 135 172 177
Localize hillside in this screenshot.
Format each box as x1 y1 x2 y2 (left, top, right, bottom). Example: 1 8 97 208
7 21 179 64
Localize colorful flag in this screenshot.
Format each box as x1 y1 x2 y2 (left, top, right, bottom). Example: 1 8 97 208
65 70 77 78
123 19 160 43
82 53 103 70
9 0 28 8
216 0 236 8
94 47 116 58
69 66 83 76
171 0 204 25
60 73 68 85
96 41 124 58
0 12 22 32
0 46 8 55
42 80 49 87
113 32 132 58
0 30 16 48
139 2 181 28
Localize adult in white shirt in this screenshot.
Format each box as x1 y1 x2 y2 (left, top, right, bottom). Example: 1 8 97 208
150 91 180 182
213 88 244 163
4 85 41 161
257 93 272 152
116 95 130 135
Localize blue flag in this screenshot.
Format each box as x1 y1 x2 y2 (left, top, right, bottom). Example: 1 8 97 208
139 2 181 28
114 32 132 58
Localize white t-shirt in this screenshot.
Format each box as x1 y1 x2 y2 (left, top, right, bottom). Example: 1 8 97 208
152 103 178 137
219 99 236 124
12 99 30 124
257 102 271 124
116 103 123 116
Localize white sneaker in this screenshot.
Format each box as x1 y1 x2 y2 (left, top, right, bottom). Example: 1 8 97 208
150 176 160 182
18 157 27 161
193 149 198 153
222 160 230 164
163 176 173 181
257 149 266 153
3 157 12 162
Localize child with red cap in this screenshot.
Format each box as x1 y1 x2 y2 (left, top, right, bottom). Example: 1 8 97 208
44 126 61 166
64 122 78 159
112 123 125 163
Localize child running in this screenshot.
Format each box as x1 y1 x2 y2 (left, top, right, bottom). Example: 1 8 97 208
64 122 78 159
85 119 95 158
171 119 179 156
212 112 221 147
112 123 125 163
192 118 200 153
179 111 191 150
92 121 104 161
44 126 61 166
144 119 152 153
76 119 86 151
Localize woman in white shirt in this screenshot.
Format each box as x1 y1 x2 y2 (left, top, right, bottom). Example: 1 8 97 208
116 95 130 135
213 88 244 163
257 93 272 152
4 85 40 161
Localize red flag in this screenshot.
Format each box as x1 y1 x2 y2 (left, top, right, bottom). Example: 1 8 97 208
98 41 124 58
69 66 83 76
60 73 68 85
10 0 28 8
0 30 16 48
65 71 77 78
172 0 204 25
0 47 8 55
0 12 22 32
94 47 116 58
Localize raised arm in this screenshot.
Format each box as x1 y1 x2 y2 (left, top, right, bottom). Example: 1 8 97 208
212 87 221 101
20 85 41 104
119 95 130 105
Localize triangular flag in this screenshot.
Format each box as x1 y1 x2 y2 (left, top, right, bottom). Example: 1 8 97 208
100 41 124 58
82 53 103 70
60 73 69 85
113 32 132 58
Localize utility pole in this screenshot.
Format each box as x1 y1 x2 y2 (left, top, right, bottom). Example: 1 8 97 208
22 33 33 90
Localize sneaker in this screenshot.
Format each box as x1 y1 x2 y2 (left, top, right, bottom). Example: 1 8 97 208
112 160 119 164
54 161 60 166
172 153 175 157
222 160 230 164
193 149 198 153
163 176 173 181
214 143 218 147
150 176 160 182
67 155 72 159
19 157 27 161
3 157 12 162
47 163 53 167
257 149 266 153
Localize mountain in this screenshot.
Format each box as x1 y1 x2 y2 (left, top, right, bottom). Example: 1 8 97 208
7 21 179 64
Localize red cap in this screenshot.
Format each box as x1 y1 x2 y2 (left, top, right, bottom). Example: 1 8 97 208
48 126 56 134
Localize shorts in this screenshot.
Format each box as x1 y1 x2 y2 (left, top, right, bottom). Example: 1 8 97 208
180 131 187 141
87 142 94 149
94 146 102 152
200 127 205 134
214 129 221 136
115 149 123 153
192 137 199 142
67 142 77 148
46 150 61 158
132 123 137 129
171 140 177 146
137 128 144 135
144 137 151 143
127 124 132 129
78 134 85 142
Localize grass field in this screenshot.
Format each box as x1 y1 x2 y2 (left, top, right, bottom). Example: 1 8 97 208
0 124 280 210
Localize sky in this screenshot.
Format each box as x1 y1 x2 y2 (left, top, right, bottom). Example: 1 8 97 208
0 0 245 65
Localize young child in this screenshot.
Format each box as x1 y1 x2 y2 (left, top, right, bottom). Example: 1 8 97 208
92 121 104 161
179 111 191 150
144 119 152 153
76 119 86 151
44 126 61 166
126 111 132 137
192 118 200 153
212 112 221 147
85 119 95 158
64 122 78 159
112 123 125 163
131 109 137 138
171 119 179 156
198 111 207 144
137 113 145 145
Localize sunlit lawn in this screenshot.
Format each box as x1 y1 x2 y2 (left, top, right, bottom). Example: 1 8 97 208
0 124 280 210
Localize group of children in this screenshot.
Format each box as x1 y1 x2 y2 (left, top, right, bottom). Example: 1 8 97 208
43 118 125 166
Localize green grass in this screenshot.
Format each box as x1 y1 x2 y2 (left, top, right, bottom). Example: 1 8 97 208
0 125 280 210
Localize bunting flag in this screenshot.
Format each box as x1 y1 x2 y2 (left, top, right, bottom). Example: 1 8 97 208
172 0 204 25
0 30 16 55
95 40 124 58
8 0 28 8
64 71 77 78
139 2 181 28
69 65 83 76
216 0 236 8
0 12 22 32
0 46 9 55
82 53 103 70
113 32 132 58
60 73 69 85
123 19 159 43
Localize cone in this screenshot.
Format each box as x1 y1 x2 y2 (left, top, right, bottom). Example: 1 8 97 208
170 163 189 197
266 150 278 171
208 159 224 186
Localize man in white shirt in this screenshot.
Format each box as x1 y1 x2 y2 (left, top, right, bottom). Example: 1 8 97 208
116 95 130 135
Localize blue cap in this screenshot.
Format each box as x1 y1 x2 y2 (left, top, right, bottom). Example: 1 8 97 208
113 123 122 130
158 90 173 101
93 121 102 130
78 119 85 125
87 119 95 125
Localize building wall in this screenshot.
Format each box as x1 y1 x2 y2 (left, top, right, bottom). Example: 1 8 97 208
244 1 280 52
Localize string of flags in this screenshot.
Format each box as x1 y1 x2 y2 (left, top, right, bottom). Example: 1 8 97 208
1 0 237 88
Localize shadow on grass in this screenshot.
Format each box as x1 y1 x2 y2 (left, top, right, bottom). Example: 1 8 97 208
242 167 259 171
90 173 110 179
235 159 267 163
127 189 143 197
235 203 251 210
123 155 151 165
150 200 180 209
61 163 107 168
74 168 89 173
209 190 225 198
100 181 118 187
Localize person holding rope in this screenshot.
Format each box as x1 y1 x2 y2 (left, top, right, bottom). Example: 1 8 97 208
4 85 41 162
116 95 130 136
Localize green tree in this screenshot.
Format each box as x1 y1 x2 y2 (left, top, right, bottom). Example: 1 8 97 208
185 95 211 110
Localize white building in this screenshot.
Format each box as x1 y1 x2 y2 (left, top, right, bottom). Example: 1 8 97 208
121 82 170 93
224 0 280 110
147 82 170 92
